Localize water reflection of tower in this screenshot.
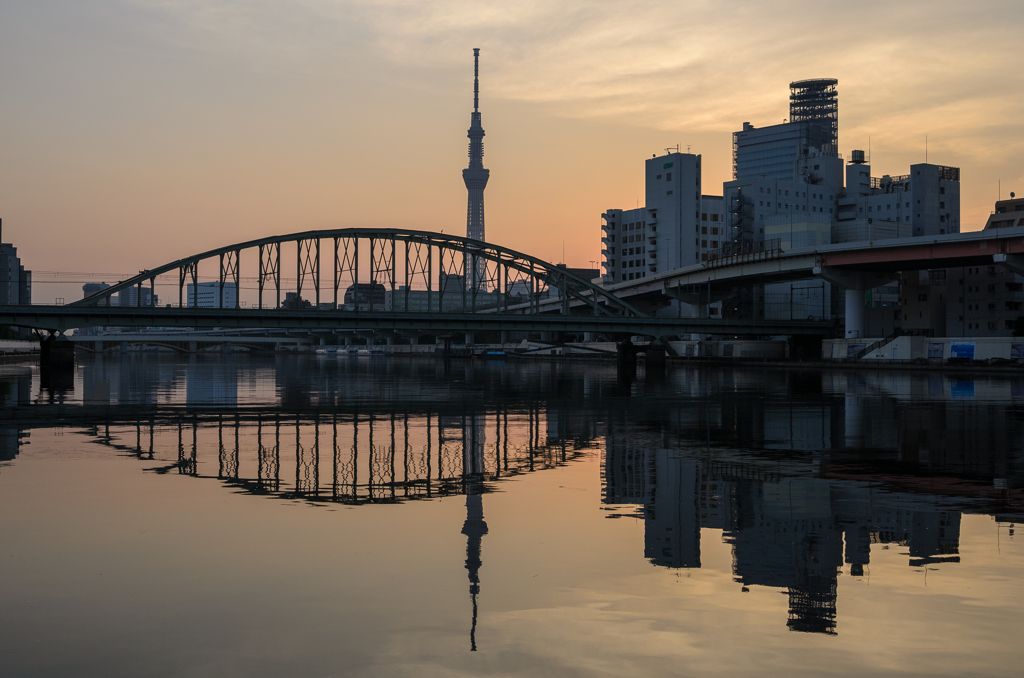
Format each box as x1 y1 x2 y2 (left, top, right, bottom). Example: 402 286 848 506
462 485 488 651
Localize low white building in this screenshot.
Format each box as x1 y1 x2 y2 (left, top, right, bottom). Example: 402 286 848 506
187 282 237 308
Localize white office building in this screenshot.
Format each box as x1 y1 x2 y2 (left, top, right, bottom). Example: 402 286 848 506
187 282 237 308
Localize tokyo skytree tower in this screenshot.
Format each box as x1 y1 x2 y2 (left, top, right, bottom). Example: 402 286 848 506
462 48 489 290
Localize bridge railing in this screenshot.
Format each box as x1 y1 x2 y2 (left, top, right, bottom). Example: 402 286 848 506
707 238 783 266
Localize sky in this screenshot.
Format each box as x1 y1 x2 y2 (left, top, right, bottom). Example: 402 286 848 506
2 0 1023 303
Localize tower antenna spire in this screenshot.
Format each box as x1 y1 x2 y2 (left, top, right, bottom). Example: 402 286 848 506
473 48 480 113
463 48 490 290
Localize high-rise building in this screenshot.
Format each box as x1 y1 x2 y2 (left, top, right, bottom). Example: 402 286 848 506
462 48 489 292
0 219 31 307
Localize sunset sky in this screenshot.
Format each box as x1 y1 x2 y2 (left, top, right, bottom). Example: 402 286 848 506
2 1 1023 302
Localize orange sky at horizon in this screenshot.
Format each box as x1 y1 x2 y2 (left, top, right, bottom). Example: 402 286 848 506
2 1 1023 303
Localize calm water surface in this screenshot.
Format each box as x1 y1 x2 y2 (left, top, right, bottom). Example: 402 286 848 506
2 355 1023 676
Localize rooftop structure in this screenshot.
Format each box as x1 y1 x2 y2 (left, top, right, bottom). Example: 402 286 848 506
789 78 839 151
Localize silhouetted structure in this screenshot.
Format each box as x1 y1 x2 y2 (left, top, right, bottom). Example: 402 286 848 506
463 48 490 292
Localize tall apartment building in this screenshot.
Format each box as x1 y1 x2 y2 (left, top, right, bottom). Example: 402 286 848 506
0 243 31 307
601 151 713 284
1 220 31 307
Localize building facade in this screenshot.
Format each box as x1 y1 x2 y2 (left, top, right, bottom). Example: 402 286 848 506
186 282 235 309
1 220 31 307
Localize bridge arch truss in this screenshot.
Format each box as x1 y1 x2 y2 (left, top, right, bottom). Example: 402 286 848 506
73 228 641 318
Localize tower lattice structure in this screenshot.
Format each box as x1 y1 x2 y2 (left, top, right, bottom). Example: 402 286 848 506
462 48 490 292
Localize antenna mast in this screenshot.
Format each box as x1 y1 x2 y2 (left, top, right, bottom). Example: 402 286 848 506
473 48 480 113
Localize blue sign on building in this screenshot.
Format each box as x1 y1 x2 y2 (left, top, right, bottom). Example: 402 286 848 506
950 344 975 360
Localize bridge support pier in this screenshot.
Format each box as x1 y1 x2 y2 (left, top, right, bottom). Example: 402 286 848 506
40 334 75 369
500 331 508 345
40 333 75 393
815 266 897 340
465 332 475 346
188 341 198 353
616 340 637 378
844 289 865 339
645 343 667 374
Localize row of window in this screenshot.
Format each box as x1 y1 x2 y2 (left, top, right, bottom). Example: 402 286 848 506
700 213 721 222
757 187 834 200
962 321 1013 331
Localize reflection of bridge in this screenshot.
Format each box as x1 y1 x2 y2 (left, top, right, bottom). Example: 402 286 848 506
0 228 832 341
75 403 589 653
5 358 1023 641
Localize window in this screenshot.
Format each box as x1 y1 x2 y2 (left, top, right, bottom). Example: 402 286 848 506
711 227 719 235
989 303 996 311
785 190 789 196
868 206 873 212
667 173 672 181
656 174 661 179
701 226 708 234
701 240 707 247
760 201 764 207
711 241 718 248
940 202 945 209
767 202 771 207
667 190 673 195
711 214 719 222
905 202 910 208
940 187 945 194
701 213 707 221
887 204 891 210
759 187 764 193
918 294 928 302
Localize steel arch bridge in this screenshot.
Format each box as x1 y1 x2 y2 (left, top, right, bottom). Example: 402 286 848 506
72 228 642 318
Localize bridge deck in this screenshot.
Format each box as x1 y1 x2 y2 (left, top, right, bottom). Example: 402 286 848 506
0 305 832 337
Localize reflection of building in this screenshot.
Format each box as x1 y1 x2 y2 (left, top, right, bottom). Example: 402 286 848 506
0 368 32 462
185 359 238 406
602 431 970 635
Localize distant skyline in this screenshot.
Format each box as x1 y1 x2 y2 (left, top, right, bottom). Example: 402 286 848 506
2 1 1023 303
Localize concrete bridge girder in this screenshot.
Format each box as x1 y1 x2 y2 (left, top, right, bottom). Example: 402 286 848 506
994 253 1024 277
